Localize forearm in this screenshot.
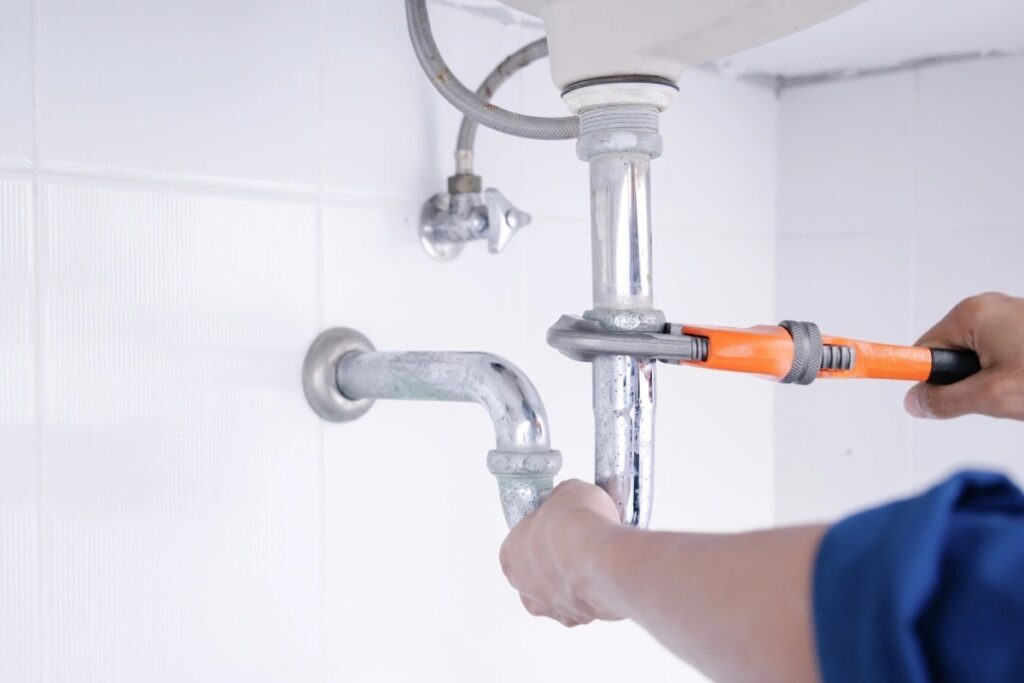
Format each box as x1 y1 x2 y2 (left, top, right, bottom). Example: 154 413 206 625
584 524 828 683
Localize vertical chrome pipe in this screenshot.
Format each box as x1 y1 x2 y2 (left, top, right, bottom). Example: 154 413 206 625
577 105 664 527
589 153 654 310
591 355 656 526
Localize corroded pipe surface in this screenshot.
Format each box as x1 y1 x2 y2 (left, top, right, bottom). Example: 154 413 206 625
336 350 561 527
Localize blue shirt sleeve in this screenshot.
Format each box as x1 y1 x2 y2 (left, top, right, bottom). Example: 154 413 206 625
814 470 1024 683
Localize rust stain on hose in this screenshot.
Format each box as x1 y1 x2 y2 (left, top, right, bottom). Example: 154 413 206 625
435 68 450 82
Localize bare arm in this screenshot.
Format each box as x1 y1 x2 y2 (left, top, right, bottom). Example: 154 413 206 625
499 481 827 683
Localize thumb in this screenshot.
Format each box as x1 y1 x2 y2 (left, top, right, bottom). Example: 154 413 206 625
904 374 992 420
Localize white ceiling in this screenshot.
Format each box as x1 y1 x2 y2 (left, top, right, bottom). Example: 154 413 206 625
715 0 1024 80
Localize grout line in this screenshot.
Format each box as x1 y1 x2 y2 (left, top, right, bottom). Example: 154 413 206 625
0 158 35 173
315 1 328 680
7 159 429 211
36 161 320 201
29 0 49 679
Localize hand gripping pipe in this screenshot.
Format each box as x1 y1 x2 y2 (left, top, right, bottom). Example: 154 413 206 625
405 0 578 141
302 328 561 528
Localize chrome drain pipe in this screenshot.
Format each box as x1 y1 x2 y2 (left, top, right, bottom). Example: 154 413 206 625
570 94 670 527
302 328 561 528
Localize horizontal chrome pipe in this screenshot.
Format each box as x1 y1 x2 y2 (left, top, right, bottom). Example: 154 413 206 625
310 339 560 527
337 351 552 454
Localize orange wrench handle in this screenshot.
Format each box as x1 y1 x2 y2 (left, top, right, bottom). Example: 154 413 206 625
681 324 794 380
679 324 979 385
819 335 932 381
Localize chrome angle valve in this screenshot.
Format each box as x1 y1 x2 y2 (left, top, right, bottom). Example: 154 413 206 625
419 173 531 261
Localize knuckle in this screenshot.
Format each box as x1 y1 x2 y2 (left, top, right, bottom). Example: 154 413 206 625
959 292 1005 323
956 295 986 320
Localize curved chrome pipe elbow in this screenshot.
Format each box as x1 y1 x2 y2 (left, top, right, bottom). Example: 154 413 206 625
303 328 561 527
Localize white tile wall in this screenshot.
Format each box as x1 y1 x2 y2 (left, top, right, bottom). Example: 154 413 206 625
0 0 34 165
3 1 780 682
36 0 321 185
322 2 440 199
778 72 916 236
916 56 1024 233
776 54 1024 522
0 177 40 683
661 69 779 239
39 181 322 682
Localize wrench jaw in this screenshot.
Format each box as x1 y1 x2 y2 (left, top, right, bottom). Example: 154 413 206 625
546 314 706 363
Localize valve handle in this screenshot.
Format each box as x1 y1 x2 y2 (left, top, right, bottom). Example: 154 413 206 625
483 188 531 254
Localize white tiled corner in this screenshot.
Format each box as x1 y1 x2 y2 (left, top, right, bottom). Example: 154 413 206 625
35 0 320 184
0 0 34 165
0 178 40 683
39 181 322 683
658 69 778 238
916 55 1024 232
778 71 916 236
774 233 916 523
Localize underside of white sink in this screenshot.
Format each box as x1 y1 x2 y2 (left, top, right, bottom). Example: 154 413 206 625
498 0 867 88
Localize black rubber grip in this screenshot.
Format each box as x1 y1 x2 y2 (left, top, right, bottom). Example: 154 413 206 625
928 348 981 385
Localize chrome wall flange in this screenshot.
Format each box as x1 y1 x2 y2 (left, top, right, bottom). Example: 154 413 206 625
302 327 376 422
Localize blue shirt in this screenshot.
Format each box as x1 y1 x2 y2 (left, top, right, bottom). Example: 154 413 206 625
815 471 1024 683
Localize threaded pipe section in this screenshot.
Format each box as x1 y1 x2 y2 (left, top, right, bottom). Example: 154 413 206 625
579 106 659 136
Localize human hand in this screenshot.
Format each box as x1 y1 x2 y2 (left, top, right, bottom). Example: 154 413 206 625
498 479 624 627
905 292 1024 420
